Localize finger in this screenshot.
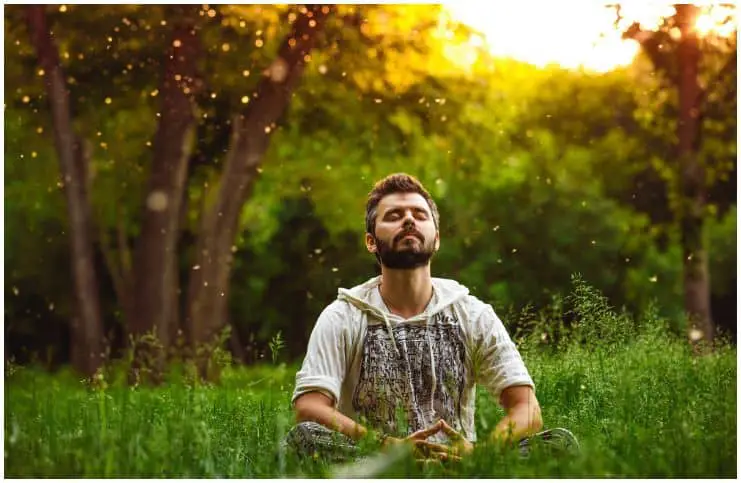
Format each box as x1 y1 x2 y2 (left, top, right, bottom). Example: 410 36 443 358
414 441 451 453
422 450 462 463
438 419 462 440
409 421 443 439
433 451 462 463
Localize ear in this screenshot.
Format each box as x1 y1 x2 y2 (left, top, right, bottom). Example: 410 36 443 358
365 233 377 254
434 231 440 252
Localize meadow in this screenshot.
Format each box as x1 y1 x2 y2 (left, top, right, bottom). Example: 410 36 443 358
5 291 737 478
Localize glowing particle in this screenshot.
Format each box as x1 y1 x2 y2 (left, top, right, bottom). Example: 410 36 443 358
146 191 168 211
689 328 703 341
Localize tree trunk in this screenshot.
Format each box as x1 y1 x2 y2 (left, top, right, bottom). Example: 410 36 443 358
98 204 135 331
676 4 714 343
130 7 201 367
228 318 248 364
186 6 333 365
25 6 105 376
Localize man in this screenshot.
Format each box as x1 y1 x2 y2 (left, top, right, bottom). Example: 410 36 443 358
285 173 566 463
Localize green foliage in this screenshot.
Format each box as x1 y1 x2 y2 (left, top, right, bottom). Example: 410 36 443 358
565 274 636 349
511 276 675 355
3 5 736 364
706 205 737 297
268 331 286 365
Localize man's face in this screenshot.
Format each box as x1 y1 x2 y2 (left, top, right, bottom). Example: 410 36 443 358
366 192 439 269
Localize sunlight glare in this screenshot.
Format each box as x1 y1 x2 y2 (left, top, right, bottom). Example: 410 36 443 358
443 2 737 72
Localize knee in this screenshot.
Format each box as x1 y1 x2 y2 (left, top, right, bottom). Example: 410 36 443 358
283 421 330 451
282 421 357 460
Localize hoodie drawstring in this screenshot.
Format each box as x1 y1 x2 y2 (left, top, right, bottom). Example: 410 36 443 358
381 311 402 357
426 314 437 415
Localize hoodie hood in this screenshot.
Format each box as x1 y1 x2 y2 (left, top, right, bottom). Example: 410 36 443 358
337 275 470 358
337 275 469 322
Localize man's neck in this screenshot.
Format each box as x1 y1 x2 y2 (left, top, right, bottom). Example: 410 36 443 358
378 265 433 319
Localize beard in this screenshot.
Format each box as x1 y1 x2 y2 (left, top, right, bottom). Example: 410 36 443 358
374 230 435 269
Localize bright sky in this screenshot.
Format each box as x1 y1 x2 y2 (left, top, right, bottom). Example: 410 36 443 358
443 2 737 72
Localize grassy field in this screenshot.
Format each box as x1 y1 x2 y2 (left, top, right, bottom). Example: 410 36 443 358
5 324 736 478
4 284 737 478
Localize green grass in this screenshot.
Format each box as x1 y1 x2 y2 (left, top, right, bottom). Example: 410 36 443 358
5 329 736 478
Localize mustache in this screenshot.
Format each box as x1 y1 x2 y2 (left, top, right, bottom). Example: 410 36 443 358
393 227 424 244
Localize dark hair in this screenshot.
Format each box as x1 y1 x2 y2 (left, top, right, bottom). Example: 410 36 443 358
365 173 440 236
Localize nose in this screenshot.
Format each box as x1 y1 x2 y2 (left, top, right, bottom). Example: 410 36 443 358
402 209 416 225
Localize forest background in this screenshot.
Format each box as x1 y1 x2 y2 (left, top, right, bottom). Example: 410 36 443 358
4 4 737 376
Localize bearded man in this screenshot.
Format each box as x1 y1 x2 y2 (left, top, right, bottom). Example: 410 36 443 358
284 173 576 463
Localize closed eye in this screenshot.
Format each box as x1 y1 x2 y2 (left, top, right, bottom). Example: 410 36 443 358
383 207 430 221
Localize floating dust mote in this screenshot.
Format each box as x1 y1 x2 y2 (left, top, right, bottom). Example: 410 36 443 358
146 191 168 212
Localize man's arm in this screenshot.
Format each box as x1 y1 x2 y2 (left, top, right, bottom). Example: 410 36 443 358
293 391 369 441
490 384 543 444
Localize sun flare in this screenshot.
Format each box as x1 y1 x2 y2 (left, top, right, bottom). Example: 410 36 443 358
443 2 737 72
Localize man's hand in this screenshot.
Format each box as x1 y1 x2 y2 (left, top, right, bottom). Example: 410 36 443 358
439 419 474 457
384 420 475 463
382 421 462 462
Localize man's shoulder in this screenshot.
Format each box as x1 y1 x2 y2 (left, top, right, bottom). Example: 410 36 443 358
458 293 491 318
317 298 361 325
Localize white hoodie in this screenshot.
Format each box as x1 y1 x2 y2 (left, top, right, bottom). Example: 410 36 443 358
292 276 534 442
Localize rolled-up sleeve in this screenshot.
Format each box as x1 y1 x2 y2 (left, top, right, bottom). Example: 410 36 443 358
291 303 348 407
475 304 534 402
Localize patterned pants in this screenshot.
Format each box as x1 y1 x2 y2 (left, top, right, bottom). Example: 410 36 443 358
282 421 360 462
282 423 580 463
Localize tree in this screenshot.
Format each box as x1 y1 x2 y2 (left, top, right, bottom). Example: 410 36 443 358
16 5 335 376
184 5 332 366
621 4 737 343
24 6 105 375
675 4 713 343
129 6 201 369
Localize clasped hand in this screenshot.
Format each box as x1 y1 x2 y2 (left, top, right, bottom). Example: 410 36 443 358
381 419 474 463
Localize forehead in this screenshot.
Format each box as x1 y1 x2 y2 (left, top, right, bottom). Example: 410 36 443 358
377 192 431 213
